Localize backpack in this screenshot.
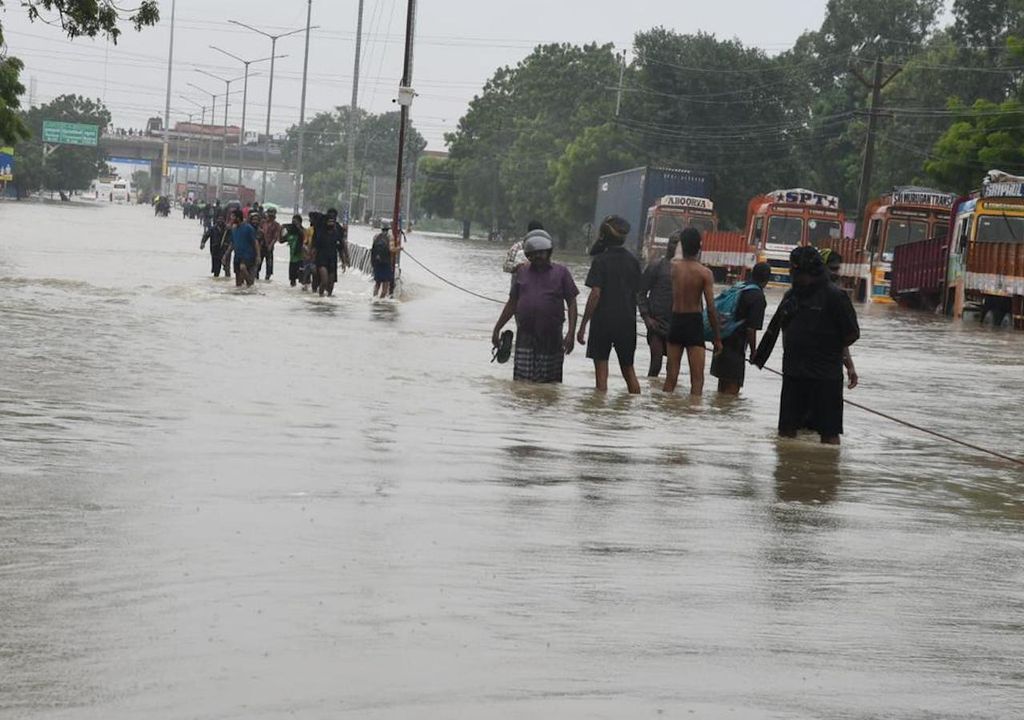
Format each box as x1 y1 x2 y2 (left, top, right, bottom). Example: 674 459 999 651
703 282 757 341
371 235 391 265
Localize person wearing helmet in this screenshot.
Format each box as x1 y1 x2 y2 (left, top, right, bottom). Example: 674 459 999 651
492 229 578 383
371 221 395 298
774 245 860 444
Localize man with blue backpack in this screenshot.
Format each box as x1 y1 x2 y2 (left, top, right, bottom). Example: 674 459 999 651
710 262 772 395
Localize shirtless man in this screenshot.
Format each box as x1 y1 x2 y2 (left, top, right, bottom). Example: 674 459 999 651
664 228 722 396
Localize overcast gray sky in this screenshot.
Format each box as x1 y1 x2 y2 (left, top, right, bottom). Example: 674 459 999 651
4 0 835 150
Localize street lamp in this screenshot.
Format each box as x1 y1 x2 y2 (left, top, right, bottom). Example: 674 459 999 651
229 20 318 202
195 68 247 199
179 95 207 185
209 46 284 187
160 0 177 195
186 82 218 191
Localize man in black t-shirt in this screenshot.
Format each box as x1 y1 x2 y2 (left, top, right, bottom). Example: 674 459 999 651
577 216 642 394
712 262 771 395
776 247 860 444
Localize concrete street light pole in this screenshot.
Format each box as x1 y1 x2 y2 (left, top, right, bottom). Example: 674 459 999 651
195 68 246 199
293 0 314 214
160 0 176 195
179 95 207 185
229 21 315 203
209 47 281 187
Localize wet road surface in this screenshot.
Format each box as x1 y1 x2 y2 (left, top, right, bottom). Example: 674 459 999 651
1 202 1022 719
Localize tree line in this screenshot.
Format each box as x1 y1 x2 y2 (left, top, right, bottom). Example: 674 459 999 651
417 0 1024 244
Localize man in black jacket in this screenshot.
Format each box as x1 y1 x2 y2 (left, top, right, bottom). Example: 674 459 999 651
310 209 350 297
200 216 229 278
776 246 860 444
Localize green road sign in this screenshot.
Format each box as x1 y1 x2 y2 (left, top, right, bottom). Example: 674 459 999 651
42 121 99 147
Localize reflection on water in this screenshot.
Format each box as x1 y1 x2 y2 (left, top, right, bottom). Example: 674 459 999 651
0 202 1022 719
773 441 843 504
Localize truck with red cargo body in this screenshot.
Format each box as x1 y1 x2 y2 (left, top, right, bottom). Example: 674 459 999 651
891 171 1024 329
859 187 955 303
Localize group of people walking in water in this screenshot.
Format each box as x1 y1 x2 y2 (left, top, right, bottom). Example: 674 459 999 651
493 215 861 444
195 200 399 299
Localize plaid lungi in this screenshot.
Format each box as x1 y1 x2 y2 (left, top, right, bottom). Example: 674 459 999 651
513 342 564 383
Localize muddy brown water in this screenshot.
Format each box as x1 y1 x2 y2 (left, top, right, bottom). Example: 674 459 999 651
1 202 1022 719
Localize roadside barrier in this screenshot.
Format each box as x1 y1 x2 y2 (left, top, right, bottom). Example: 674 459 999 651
401 246 1024 469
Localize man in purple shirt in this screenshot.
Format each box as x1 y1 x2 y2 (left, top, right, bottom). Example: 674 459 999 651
492 230 579 383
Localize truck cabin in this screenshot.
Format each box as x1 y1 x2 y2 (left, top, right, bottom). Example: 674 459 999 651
864 188 954 261
861 188 954 302
948 174 1024 326
642 195 717 263
748 188 845 282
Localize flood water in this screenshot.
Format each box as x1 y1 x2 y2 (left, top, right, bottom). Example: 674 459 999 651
1 201 1022 719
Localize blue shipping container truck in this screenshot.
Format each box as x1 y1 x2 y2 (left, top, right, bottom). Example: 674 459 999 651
593 166 713 255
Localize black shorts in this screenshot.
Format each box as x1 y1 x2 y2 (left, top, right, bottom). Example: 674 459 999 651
710 332 747 385
668 312 704 348
586 323 637 367
779 376 844 437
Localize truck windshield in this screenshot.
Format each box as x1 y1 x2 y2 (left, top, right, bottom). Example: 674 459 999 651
884 219 927 253
654 213 716 238
808 220 842 246
766 216 803 246
976 214 1024 243
688 216 715 234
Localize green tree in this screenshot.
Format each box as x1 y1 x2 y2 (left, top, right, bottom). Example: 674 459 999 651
415 156 456 219
131 169 153 196
446 44 620 240
281 107 425 212
551 123 635 234
0 0 159 144
14 94 112 195
787 0 945 212
925 100 1024 192
625 29 810 227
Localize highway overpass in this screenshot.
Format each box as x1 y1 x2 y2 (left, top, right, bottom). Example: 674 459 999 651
101 132 288 176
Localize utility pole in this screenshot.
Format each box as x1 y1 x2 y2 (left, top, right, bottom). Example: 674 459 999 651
391 0 417 248
615 49 626 117
294 0 314 214
852 56 902 232
160 0 177 195
345 0 365 224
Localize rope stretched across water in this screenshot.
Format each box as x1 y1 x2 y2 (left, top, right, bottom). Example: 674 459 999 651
401 246 1024 468
402 247 505 304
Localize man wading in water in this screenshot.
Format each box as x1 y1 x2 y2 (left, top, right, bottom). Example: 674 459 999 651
768 246 860 444
664 228 721 396
492 230 578 383
229 207 260 288
638 233 679 377
282 214 306 288
200 215 228 278
710 261 771 395
258 207 282 281
371 222 395 298
312 209 349 297
578 216 642 394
